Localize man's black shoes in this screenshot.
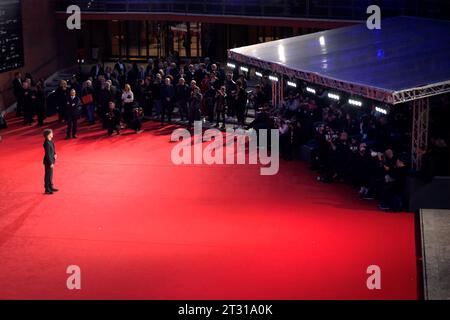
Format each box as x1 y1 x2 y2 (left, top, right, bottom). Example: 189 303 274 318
44 190 53 195
51 188 59 192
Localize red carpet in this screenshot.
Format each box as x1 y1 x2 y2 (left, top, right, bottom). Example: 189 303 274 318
0 116 417 299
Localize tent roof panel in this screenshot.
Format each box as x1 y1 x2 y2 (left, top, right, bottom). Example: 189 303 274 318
229 17 450 102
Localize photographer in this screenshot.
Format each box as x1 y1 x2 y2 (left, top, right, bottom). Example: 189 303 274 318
187 86 202 130
278 118 292 160
315 125 337 182
343 113 359 136
347 137 361 184
291 120 305 159
225 73 236 118
105 101 121 136
360 148 392 200
378 154 409 211
332 132 351 182
204 84 216 123
234 80 248 128
215 86 227 129
350 142 372 191
250 84 267 111
283 93 300 120
131 106 144 134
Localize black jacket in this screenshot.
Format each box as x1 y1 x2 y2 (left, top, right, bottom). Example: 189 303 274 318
65 96 82 119
106 108 122 126
160 84 175 102
235 88 248 109
98 86 118 108
175 84 190 102
13 78 23 97
55 87 69 108
43 139 56 166
22 88 34 111
90 65 105 79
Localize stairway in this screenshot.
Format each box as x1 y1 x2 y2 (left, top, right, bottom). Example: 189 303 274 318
44 65 78 96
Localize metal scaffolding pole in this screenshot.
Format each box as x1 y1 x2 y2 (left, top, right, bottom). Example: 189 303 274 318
279 79 284 106
271 78 284 109
411 98 430 170
272 81 276 108
272 81 279 109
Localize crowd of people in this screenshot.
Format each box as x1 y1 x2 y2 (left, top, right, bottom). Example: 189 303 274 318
6 57 449 211
263 87 449 212
45 57 256 139
12 72 47 127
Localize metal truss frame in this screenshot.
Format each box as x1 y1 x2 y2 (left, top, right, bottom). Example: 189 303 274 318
227 51 447 170
411 98 430 170
393 81 450 104
228 50 450 105
271 79 284 109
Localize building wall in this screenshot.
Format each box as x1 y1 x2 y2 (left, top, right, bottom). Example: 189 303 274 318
0 0 77 111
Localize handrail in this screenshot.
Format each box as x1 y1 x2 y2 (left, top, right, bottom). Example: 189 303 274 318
30 53 61 77
0 53 62 104
54 0 417 21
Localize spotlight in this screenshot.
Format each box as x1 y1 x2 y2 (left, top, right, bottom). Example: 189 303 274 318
287 81 297 88
269 75 279 82
255 71 263 77
348 99 362 107
240 66 249 72
328 93 340 100
306 87 316 94
375 106 388 115
227 62 236 69
319 36 326 46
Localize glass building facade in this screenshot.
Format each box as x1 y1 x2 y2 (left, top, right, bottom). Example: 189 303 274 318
79 20 301 61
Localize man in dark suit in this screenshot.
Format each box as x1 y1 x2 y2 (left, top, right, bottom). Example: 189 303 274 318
13 72 23 117
234 80 248 128
22 81 35 125
43 129 58 195
98 80 118 128
90 62 104 80
65 89 82 139
160 77 175 124
194 63 206 85
175 78 189 121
